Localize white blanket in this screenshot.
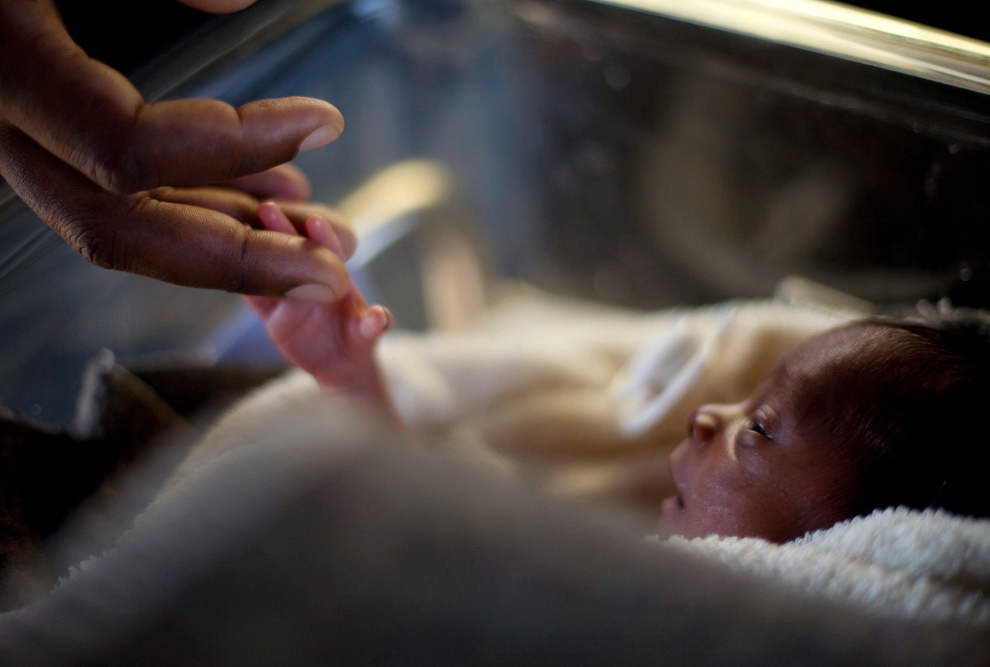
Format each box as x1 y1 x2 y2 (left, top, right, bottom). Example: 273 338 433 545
663 507 990 626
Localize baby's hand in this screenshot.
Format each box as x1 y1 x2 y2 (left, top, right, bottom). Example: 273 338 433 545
246 202 393 404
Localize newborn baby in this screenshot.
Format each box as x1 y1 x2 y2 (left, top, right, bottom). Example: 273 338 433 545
253 202 990 544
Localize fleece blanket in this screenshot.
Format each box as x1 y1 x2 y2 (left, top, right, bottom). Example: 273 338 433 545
662 507 990 626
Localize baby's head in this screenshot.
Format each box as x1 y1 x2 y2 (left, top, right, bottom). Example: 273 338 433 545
660 313 990 542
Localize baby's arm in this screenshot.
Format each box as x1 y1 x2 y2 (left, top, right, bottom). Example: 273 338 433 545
246 201 396 418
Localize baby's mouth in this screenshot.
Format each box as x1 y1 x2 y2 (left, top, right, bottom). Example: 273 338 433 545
660 493 685 516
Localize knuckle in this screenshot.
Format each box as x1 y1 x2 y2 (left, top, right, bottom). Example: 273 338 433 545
62 221 118 270
230 105 272 179
80 105 154 193
216 224 253 294
80 139 148 194
233 228 251 293
71 196 153 272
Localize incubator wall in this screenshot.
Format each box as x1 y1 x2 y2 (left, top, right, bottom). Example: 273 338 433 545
2 0 989 424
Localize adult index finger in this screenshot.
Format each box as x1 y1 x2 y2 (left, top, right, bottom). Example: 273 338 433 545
0 0 343 194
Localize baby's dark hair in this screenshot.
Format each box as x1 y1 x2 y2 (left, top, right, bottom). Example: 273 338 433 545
847 309 990 519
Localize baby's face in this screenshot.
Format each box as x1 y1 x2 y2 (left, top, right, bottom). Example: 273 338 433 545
660 325 890 542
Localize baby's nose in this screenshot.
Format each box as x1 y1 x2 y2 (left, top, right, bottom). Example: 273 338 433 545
688 408 719 445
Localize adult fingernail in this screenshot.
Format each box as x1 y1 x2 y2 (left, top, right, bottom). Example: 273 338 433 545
285 284 339 302
298 124 341 153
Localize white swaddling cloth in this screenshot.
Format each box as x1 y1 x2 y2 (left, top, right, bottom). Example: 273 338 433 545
611 308 737 438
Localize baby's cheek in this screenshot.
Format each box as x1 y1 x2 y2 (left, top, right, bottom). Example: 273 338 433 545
691 485 750 538
688 468 786 539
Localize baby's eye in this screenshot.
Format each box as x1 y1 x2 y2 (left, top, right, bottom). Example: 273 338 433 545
747 419 770 440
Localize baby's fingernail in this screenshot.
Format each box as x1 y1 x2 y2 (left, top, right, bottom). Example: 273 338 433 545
285 284 338 302
298 124 341 153
359 313 380 339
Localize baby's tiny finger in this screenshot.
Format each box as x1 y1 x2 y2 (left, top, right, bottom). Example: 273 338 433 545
276 201 356 259
258 201 298 235
305 216 345 256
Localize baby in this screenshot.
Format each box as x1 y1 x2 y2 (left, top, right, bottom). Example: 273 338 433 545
661 317 990 542
252 202 990 544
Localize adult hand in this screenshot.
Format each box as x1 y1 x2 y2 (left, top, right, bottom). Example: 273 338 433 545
0 0 354 302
